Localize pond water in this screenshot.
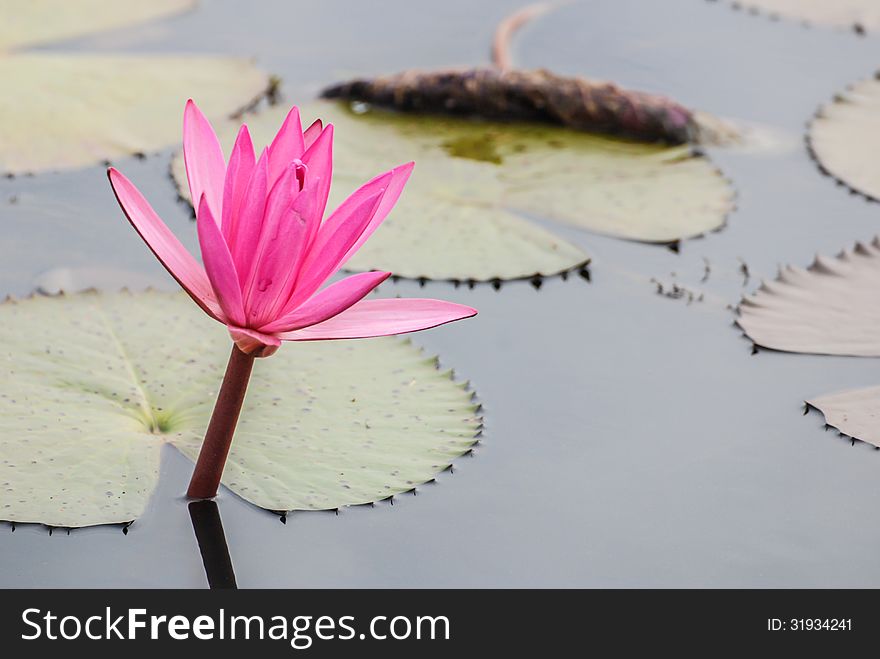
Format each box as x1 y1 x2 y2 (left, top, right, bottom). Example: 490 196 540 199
4 0 880 587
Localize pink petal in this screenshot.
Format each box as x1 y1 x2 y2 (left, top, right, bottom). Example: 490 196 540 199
196 194 246 327
283 178 388 312
278 298 477 341
340 161 413 264
222 124 256 242
241 166 314 327
301 123 333 226
303 118 323 149
228 326 281 357
229 148 269 283
183 99 226 223
107 168 224 322
260 270 391 333
256 182 321 324
267 106 305 188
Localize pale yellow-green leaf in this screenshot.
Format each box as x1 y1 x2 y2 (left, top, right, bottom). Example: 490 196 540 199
500 134 732 243
0 0 195 51
0 54 270 174
0 291 481 526
174 101 732 279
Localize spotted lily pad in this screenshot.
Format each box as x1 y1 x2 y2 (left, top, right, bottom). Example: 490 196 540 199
173 101 734 281
0 290 481 527
724 1 880 33
737 238 880 356
0 1 271 174
808 75 880 201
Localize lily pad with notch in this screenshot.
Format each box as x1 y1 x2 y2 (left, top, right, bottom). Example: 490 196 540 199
0 290 481 527
172 101 734 282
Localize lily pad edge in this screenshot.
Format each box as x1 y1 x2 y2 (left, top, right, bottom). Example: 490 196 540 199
806 71 880 204
2 74 280 179
716 0 874 36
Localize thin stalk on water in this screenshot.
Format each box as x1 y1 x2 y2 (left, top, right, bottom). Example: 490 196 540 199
187 345 255 499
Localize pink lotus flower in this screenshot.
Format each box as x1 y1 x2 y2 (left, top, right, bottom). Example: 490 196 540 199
107 100 477 500
108 100 476 358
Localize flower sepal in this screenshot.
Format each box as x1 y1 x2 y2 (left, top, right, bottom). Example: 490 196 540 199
228 326 281 358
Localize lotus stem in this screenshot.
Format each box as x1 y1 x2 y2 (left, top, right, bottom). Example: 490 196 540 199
187 345 255 499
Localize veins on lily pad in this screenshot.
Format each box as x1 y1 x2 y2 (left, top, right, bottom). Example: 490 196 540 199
0 291 482 528
737 238 880 447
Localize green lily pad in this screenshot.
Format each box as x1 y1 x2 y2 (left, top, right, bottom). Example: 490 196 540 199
173 101 733 281
0 0 195 51
0 0 272 175
722 1 880 33
0 290 481 527
737 238 880 356
808 75 880 201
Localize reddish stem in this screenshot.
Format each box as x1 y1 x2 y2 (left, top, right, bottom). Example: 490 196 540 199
187 345 255 499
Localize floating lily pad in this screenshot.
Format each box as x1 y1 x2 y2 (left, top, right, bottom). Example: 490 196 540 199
808 75 880 201
0 290 481 526
737 239 880 447
0 54 270 175
737 238 880 356
0 1 271 174
173 101 734 281
725 1 880 32
0 0 195 51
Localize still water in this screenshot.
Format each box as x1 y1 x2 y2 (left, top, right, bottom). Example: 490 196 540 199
3 0 880 587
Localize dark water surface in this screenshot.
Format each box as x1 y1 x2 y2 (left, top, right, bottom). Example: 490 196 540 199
4 0 880 587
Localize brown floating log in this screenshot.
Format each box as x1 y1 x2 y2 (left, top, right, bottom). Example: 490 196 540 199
321 67 700 145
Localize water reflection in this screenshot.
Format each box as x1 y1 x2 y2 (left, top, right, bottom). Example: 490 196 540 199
188 500 237 589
